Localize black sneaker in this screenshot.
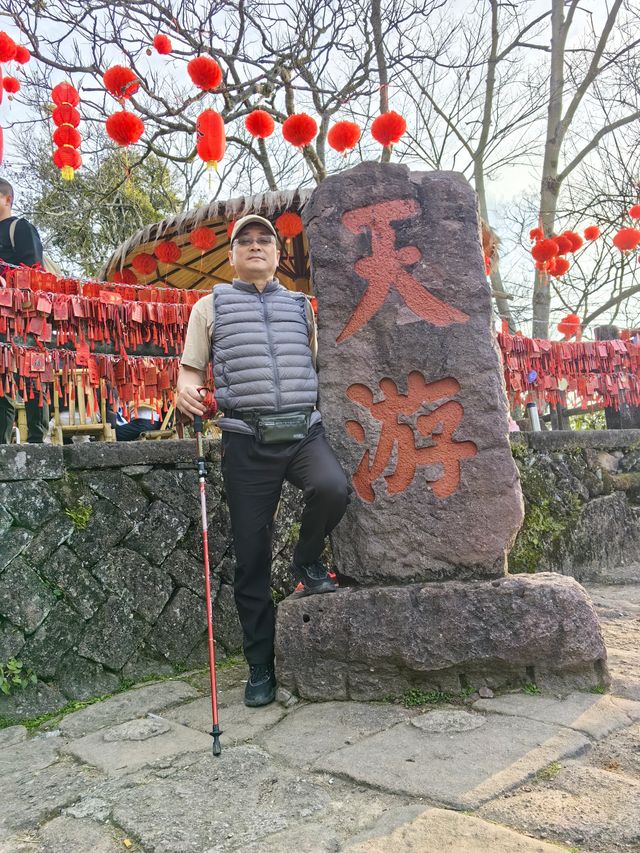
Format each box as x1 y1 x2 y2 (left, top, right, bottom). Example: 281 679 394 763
244 663 276 707
291 559 338 597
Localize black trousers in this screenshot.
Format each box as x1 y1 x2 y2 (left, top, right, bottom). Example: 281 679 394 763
221 422 350 665
0 392 50 444
115 418 161 441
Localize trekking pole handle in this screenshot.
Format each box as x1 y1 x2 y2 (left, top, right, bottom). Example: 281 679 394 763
193 414 206 466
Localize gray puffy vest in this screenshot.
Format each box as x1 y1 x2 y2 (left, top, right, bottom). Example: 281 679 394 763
211 279 318 413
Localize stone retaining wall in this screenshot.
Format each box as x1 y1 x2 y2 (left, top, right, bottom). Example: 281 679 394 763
1 430 638 719
0 441 302 720
510 430 640 584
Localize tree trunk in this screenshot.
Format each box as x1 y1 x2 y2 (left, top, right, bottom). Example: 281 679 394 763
473 0 515 330
474 163 514 330
532 0 567 339
371 0 391 163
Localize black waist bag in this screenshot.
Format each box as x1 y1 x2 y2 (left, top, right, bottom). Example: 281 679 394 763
256 411 310 444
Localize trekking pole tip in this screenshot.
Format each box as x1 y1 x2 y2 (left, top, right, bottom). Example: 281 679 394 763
211 724 222 757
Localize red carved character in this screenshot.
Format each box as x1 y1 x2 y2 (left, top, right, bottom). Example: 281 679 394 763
345 372 477 502
338 199 469 342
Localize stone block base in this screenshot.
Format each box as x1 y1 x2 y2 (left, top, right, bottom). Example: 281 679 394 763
275 573 609 700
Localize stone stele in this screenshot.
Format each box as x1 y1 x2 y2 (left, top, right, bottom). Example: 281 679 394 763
303 161 523 584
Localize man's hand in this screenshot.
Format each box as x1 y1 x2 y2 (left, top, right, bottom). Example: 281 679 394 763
176 365 208 420
177 384 207 419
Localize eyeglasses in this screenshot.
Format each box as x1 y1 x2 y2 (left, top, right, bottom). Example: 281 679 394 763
234 235 277 248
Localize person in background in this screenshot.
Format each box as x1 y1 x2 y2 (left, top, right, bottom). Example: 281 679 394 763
114 400 162 441
104 382 163 442
0 179 49 444
0 179 44 269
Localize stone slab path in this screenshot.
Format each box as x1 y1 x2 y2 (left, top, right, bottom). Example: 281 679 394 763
1 582 639 853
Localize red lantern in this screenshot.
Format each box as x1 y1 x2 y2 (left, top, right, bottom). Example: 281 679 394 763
554 234 573 255
131 253 157 275
584 225 600 240
103 66 139 101
549 257 570 277
153 34 172 55
154 241 181 263
196 109 225 168
371 111 406 146
529 227 543 241
51 82 82 180
557 313 581 338
14 45 30 64
327 121 361 153
106 111 144 146
0 32 16 63
563 230 583 252
187 56 222 91
52 146 82 180
52 82 80 107
52 147 82 169
275 211 303 239
190 227 217 251
196 137 224 169
245 109 275 139
628 204 640 219
112 268 137 284
282 113 317 147
52 104 80 127
53 126 81 148
2 76 19 94
196 108 223 136
226 221 236 240
531 238 559 263
613 227 640 251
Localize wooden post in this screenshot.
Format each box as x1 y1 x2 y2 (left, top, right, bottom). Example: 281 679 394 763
549 403 568 430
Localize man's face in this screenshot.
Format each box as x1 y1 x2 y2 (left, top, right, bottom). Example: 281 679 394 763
0 194 12 216
229 224 279 281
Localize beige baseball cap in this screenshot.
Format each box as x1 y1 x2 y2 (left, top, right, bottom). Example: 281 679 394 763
229 214 277 244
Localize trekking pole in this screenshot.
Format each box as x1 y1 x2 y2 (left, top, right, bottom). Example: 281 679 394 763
193 407 222 757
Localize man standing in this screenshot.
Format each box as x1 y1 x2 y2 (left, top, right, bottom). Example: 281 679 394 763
0 180 44 269
0 179 49 444
177 215 349 707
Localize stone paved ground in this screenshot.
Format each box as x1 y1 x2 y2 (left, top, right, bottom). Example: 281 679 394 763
1 582 639 853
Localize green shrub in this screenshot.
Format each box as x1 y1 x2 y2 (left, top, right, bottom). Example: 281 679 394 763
0 659 37 696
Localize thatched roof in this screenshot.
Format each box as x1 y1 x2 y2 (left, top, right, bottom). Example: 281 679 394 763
99 188 314 292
